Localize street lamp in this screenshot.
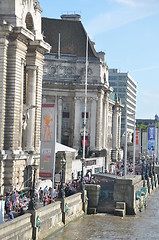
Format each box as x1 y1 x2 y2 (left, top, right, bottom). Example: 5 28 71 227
141 155 145 180
60 158 66 199
80 158 85 191
28 162 38 210
124 102 136 176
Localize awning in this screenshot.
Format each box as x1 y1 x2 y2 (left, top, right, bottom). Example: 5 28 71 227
55 142 76 153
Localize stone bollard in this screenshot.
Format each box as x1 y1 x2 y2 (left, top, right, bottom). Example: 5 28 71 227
85 184 101 214
82 190 88 214
147 178 152 194
155 174 158 188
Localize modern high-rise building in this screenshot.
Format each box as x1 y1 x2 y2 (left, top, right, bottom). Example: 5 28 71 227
109 69 137 146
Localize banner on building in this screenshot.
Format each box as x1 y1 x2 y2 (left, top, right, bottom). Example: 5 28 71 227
148 126 155 156
135 130 140 159
136 130 140 145
40 104 55 178
142 131 148 153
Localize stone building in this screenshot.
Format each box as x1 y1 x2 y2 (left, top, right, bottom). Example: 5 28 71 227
0 0 50 193
42 14 123 169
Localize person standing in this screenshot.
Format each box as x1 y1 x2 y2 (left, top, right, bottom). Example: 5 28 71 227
43 193 47 206
43 186 48 196
8 210 14 221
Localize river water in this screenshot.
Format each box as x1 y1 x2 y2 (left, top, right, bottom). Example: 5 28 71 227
45 190 159 240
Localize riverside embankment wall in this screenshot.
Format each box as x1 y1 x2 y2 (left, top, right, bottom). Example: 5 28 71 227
0 192 85 240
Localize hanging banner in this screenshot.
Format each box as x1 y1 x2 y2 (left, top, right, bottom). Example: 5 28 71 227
142 131 148 153
136 130 140 145
40 103 55 178
148 126 155 157
135 130 140 160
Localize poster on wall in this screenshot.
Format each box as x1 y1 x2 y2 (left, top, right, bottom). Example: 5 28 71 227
40 103 55 178
148 126 155 157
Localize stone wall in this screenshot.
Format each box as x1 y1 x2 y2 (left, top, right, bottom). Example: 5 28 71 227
114 175 144 214
0 213 32 240
62 193 84 225
92 173 153 215
37 201 63 240
0 193 85 240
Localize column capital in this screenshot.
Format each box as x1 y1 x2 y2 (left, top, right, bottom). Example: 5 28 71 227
90 97 98 102
58 96 63 101
74 96 82 101
26 65 38 71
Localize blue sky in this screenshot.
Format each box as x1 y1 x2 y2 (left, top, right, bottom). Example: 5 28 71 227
39 0 159 119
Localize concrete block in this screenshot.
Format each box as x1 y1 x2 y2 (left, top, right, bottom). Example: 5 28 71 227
87 208 97 214
114 209 125 217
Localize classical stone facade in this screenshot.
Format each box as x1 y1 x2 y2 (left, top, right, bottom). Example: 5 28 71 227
0 0 50 193
42 15 123 168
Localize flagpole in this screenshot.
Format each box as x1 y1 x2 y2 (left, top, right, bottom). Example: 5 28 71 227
124 102 127 176
52 96 57 198
58 33 60 59
83 33 88 161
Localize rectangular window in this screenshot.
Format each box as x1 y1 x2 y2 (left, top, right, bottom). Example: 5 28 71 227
82 112 89 118
62 112 69 118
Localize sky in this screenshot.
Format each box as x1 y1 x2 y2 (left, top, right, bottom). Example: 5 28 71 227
39 0 159 119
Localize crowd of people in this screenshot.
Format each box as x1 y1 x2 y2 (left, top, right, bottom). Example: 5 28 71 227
2 189 29 221
0 171 96 222
38 186 56 206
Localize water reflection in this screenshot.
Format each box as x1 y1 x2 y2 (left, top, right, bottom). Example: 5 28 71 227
45 190 159 240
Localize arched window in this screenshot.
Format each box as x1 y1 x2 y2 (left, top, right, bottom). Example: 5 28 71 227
25 12 34 33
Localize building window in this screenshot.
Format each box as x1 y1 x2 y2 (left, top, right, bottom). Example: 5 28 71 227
62 112 69 118
82 112 89 118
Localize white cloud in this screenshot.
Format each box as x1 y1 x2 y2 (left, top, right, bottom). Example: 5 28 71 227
130 66 159 73
86 0 159 37
114 0 140 8
114 0 159 9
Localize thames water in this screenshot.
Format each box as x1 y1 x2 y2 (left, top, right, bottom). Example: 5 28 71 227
45 190 159 240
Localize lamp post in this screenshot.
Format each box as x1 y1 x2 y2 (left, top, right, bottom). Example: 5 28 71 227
28 163 38 211
152 154 155 176
141 156 145 180
133 119 136 176
80 158 85 191
124 103 128 176
60 158 66 199
124 102 136 176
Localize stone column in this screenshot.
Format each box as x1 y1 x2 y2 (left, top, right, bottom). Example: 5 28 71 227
90 98 97 150
19 59 25 149
4 38 27 150
57 97 63 143
96 94 103 150
26 65 37 151
103 101 106 148
73 97 81 149
112 108 118 149
0 36 8 151
118 113 121 148
105 93 109 149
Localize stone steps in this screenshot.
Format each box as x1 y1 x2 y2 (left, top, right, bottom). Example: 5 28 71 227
114 202 126 217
